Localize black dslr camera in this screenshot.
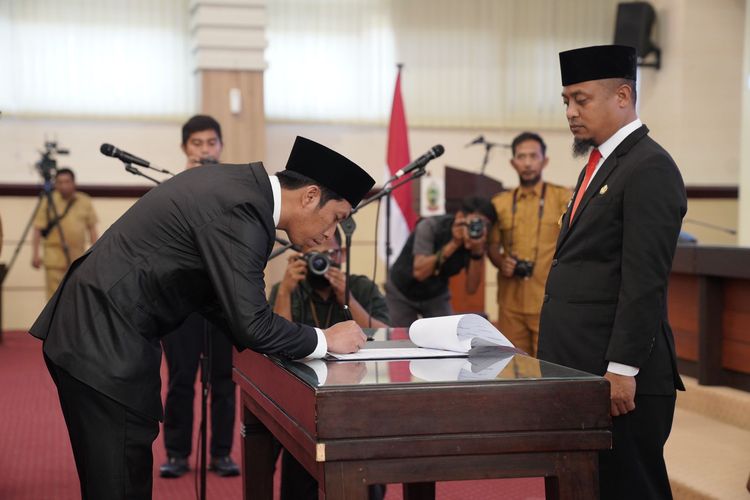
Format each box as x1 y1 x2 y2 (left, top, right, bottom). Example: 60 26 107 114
467 218 486 239
513 259 535 279
302 251 332 276
36 141 69 183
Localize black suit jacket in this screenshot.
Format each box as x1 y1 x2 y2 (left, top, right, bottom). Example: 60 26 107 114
30 163 318 420
538 125 686 395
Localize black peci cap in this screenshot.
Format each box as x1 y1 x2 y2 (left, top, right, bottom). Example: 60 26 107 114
559 45 637 86
285 136 375 208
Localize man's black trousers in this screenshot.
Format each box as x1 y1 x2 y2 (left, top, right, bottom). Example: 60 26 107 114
599 394 676 500
46 355 159 500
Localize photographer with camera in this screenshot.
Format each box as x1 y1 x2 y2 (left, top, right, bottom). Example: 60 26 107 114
487 132 570 356
270 226 389 331
31 168 98 299
269 226 389 500
385 196 496 326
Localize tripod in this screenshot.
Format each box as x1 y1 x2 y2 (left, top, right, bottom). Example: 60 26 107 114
4 152 71 295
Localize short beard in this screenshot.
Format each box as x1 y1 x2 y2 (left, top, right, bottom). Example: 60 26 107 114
572 138 597 158
519 174 542 187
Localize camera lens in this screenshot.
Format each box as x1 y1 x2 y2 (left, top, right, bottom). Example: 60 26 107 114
307 253 330 275
468 218 485 239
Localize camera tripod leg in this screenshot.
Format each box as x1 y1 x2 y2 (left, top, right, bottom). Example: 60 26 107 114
43 188 72 267
3 193 45 283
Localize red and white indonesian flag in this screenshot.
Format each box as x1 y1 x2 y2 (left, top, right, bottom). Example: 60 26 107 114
378 66 416 267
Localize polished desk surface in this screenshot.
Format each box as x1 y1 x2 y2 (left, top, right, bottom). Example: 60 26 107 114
274 327 599 388
234 328 611 499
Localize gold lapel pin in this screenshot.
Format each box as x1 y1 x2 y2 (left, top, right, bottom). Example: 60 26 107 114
599 185 608 195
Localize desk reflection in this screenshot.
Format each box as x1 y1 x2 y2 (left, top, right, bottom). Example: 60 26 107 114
289 350 547 387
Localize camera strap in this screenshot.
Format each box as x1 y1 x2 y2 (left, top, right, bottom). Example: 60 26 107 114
308 296 335 328
41 196 77 239
508 182 546 263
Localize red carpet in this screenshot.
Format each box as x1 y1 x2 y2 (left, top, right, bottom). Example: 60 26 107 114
0 330 544 499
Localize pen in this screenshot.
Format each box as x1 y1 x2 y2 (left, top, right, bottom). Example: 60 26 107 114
343 304 353 321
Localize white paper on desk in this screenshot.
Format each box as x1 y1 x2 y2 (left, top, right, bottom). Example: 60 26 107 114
327 314 513 361
328 347 466 361
409 354 515 382
409 314 514 352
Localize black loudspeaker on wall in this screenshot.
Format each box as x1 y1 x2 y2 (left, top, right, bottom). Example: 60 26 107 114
614 1 661 69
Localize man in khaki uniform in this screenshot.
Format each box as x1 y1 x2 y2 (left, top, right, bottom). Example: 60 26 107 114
32 168 98 298
488 132 570 356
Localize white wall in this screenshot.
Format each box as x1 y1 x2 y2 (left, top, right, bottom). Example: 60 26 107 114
1 0 747 330
0 116 739 330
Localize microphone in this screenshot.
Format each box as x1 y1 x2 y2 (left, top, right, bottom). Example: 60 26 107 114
100 143 151 168
683 218 737 235
198 157 218 166
392 145 445 180
465 135 485 147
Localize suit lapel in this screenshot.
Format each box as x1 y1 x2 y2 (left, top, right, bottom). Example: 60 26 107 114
556 125 650 250
557 167 585 244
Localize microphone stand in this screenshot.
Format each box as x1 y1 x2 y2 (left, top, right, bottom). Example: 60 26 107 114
268 235 302 260
199 321 210 500
683 218 737 235
341 168 427 310
123 163 163 185
385 192 392 280
466 136 511 176
142 164 175 177
479 140 510 176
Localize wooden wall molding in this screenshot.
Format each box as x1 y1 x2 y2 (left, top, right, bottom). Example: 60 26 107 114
0 184 153 198
2 184 738 200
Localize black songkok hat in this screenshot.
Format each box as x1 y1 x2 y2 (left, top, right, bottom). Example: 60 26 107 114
285 136 375 208
559 45 637 86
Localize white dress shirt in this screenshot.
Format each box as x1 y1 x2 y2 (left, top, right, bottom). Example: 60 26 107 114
268 175 328 359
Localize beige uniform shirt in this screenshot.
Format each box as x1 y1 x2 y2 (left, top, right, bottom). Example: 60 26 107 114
489 182 571 314
33 191 98 268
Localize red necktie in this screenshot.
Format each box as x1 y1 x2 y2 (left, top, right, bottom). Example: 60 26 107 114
569 148 602 225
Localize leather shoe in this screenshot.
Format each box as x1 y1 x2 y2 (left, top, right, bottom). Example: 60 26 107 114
209 456 240 477
160 456 189 478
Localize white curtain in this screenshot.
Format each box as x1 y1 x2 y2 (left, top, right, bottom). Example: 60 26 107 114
265 0 396 124
0 0 193 118
266 0 619 128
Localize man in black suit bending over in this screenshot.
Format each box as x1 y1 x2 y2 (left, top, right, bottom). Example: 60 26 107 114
29 136 375 500
538 45 687 499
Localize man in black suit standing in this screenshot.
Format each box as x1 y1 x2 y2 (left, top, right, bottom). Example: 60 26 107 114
538 45 687 499
30 136 375 500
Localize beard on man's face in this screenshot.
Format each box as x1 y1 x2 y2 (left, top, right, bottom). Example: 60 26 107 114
572 138 597 158
519 173 542 187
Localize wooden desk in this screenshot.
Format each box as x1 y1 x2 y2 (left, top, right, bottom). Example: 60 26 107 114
233 332 611 500
669 245 750 391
